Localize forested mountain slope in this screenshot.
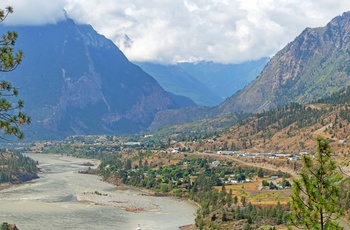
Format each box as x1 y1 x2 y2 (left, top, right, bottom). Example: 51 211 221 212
214 86 350 154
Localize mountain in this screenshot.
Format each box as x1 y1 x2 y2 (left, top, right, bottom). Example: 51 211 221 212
135 62 222 106
218 11 350 114
166 92 197 108
178 59 268 100
148 11 350 134
149 86 350 155
209 87 350 154
136 59 268 106
0 18 178 139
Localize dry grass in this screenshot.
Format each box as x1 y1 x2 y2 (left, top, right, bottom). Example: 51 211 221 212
225 182 259 191
216 178 292 207
249 190 291 205
194 107 350 157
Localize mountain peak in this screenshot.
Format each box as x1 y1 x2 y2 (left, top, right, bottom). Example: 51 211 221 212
1 20 177 139
63 9 70 21
218 11 350 114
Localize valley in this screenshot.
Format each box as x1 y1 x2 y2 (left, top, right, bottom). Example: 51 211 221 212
27 85 350 229
2 4 350 230
5 84 350 229
0 153 197 230
25 129 346 229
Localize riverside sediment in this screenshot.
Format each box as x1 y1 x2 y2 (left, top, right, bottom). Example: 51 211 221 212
76 192 160 212
0 153 197 230
98 177 200 229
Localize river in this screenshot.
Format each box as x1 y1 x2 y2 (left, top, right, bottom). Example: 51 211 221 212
0 153 197 230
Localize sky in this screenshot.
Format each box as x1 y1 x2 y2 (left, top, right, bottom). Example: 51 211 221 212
2 0 350 64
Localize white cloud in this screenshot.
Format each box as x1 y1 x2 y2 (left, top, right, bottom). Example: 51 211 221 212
1 0 350 64
184 1 199 12
1 0 66 25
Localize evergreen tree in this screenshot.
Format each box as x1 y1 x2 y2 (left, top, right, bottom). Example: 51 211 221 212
243 223 251 230
221 209 227 221
227 188 233 207
233 195 238 205
241 196 247 207
0 6 30 139
290 137 343 229
235 206 243 220
219 183 226 205
257 168 264 178
1 6 30 229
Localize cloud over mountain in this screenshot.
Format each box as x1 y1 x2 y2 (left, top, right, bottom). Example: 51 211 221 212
2 0 350 64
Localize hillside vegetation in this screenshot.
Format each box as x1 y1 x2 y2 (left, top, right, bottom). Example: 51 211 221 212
0 152 38 185
202 86 350 156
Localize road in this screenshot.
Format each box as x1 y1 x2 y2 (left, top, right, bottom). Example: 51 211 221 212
197 152 350 229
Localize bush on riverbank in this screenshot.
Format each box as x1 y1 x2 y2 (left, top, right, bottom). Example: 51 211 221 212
0 223 19 230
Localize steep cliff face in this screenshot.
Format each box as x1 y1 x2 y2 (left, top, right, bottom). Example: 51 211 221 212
218 11 350 114
0 18 177 139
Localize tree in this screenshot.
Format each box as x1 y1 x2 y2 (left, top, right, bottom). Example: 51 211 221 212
243 223 251 230
257 168 264 178
124 159 132 170
219 183 226 205
1 6 30 229
221 209 227 221
290 137 343 229
281 179 291 188
233 195 238 205
227 188 233 207
0 6 30 140
241 196 247 207
262 180 269 186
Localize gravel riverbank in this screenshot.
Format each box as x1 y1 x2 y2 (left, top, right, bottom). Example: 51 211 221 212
76 191 161 212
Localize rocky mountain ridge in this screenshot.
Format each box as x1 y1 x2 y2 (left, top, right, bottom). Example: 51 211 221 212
149 12 350 130
218 11 350 114
0 18 177 139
